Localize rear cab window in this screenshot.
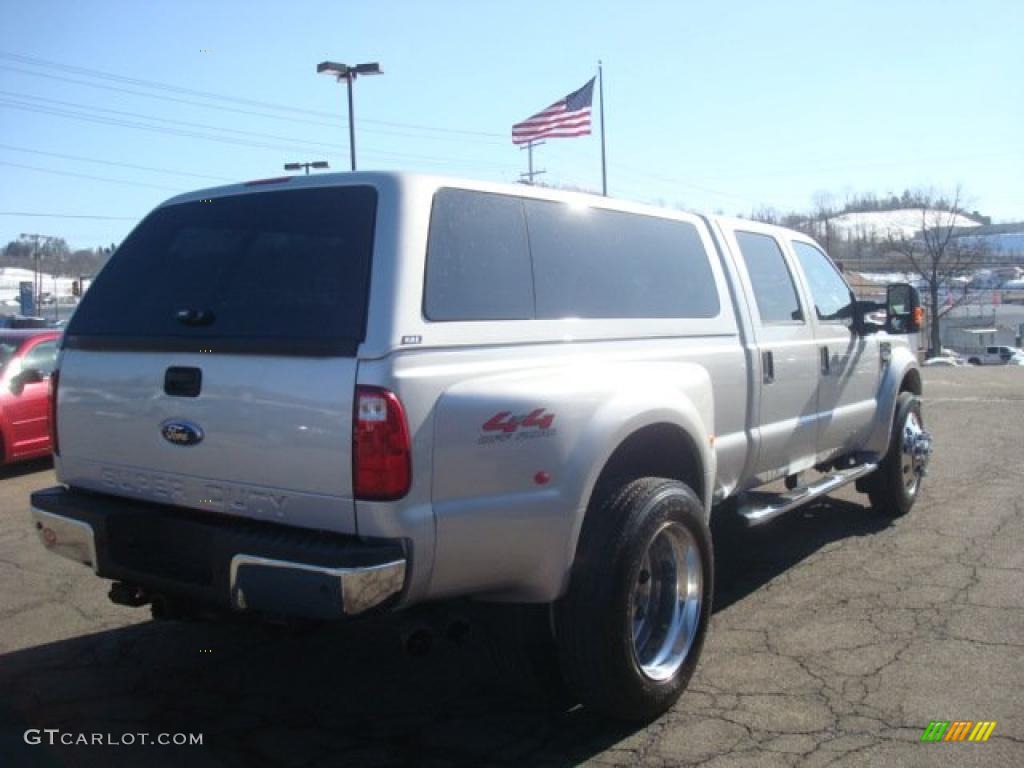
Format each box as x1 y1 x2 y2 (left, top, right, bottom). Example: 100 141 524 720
66 186 377 356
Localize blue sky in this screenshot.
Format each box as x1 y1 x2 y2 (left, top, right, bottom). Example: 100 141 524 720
1 0 1021 249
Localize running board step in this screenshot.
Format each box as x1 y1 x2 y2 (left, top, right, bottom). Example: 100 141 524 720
737 463 878 526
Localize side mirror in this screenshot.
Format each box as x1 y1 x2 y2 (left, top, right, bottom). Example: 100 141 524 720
886 283 923 334
10 368 44 394
21 368 45 385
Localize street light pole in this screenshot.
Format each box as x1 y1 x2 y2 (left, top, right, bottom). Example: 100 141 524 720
346 75 357 171
317 61 382 172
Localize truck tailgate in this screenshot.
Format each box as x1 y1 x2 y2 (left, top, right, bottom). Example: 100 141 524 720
56 350 359 533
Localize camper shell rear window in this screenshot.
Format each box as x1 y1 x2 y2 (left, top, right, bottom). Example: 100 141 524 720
66 186 377 356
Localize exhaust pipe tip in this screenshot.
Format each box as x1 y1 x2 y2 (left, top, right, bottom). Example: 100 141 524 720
108 582 149 608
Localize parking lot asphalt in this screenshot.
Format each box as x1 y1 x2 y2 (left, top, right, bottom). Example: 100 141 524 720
0 367 1022 768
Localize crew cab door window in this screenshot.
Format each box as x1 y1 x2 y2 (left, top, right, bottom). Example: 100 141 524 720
734 232 804 324
791 241 854 325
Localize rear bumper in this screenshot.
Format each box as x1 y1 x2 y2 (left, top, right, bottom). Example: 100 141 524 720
30 486 407 620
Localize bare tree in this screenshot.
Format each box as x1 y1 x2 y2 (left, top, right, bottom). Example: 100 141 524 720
811 190 837 255
885 187 988 355
748 205 780 225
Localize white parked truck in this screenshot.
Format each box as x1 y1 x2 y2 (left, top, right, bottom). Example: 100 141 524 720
966 345 1021 365
31 173 932 720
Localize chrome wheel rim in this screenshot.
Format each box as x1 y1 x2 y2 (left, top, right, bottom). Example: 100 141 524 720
900 410 927 496
630 521 703 682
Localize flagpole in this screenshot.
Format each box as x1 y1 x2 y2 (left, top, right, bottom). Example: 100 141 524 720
598 60 607 197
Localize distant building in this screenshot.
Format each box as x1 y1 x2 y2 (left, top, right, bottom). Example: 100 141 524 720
952 222 1024 260
944 324 1018 351
941 304 1024 351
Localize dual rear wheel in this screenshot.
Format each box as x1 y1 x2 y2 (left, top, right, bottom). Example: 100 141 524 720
555 477 713 720
493 477 712 721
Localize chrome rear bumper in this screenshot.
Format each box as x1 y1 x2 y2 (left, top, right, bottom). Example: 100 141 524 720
229 554 406 616
30 488 407 620
33 508 99 572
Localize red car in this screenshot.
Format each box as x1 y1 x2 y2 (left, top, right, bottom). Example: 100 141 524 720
0 330 61 464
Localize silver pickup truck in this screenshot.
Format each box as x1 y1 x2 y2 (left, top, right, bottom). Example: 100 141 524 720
31 173 932 720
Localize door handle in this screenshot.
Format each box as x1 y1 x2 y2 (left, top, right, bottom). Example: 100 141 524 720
820 346 831 375
762 350 775 384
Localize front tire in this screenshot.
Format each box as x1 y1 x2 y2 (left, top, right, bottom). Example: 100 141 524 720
866 392 929 518
555 477 712 721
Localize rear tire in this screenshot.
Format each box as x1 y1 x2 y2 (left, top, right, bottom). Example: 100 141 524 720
555 477 712 721
866 392 927 518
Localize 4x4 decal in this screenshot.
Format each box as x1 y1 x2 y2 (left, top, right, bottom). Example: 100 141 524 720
479 408 556 445
482 409 555 433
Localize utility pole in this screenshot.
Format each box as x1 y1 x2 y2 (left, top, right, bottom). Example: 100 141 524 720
19 233 59 317
519 140 546 184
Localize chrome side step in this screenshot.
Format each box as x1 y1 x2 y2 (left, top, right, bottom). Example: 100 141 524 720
737 463 878 526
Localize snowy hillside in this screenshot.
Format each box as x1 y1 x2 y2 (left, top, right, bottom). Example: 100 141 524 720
829 209 981 240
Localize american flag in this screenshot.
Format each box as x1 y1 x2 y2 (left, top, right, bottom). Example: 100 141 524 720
512 78 595 145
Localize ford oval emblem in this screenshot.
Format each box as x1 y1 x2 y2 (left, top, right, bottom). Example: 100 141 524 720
161 420 204 446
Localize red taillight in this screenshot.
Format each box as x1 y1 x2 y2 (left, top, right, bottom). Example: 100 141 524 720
353 386 411 500
49 368 60 456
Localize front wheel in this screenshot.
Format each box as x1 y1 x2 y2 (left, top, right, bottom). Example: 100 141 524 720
555 477 713 721
866 392 932 517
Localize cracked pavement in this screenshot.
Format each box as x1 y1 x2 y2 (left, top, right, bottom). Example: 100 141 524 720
1 367 1022 767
